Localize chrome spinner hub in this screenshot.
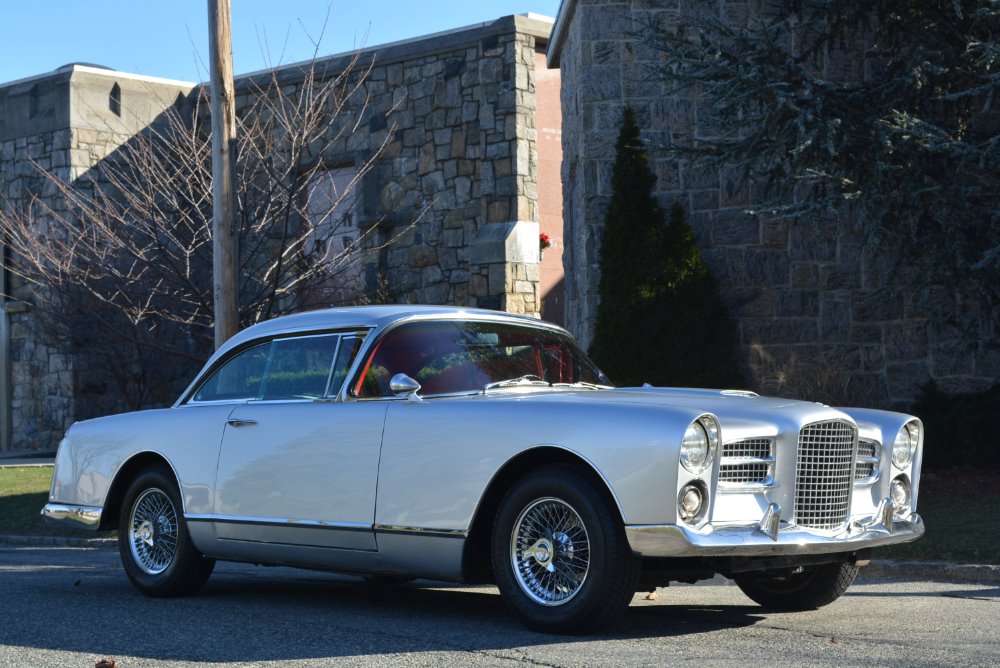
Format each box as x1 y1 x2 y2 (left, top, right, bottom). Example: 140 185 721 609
510 497 591 607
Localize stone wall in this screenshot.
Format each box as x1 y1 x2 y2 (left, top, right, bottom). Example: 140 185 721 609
0 111 75 448
0 66 194 450
0 70 78 451
550 0 997 408
240 14 554 318
0 15 558 450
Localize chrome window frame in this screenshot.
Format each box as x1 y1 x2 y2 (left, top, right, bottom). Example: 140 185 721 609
182 327 372 406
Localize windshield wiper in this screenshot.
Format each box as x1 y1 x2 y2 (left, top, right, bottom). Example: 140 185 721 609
483 374 551 391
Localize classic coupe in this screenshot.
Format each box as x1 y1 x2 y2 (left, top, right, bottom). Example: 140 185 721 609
43 306 924 633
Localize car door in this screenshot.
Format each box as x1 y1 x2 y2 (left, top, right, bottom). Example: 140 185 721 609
211 333 386 551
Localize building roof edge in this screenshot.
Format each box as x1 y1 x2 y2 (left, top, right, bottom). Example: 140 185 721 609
546 0 578 68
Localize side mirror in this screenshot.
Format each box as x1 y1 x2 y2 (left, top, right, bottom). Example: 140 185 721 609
389 373 422 401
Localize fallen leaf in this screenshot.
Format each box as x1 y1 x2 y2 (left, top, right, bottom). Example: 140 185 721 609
829 636 837 644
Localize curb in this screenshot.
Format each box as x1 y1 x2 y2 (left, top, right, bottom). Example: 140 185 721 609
862 559 1000 585
0 534 116 548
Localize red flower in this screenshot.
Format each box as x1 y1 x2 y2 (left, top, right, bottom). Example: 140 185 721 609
539 232 552 250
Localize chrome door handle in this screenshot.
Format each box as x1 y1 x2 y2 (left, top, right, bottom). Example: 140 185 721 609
226 419 258 427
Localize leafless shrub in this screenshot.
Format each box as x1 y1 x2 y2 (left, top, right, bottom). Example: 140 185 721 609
1 50 417 409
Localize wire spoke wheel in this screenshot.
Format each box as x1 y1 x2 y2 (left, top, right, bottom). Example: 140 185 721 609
128 487 179 575
510 497 591 606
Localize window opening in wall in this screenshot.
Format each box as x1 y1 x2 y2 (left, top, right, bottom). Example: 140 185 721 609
303 166 363 304
109 83 121 117
28 85 39 119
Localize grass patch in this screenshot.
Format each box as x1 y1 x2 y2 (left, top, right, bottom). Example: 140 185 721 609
0 466 113 538
877 468 999 564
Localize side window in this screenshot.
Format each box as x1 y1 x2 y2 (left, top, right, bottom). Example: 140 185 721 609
260 335 340 400
193 343 270 402
191 331 367 403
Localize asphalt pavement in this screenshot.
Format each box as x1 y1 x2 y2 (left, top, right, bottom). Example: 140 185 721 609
0 545 997 667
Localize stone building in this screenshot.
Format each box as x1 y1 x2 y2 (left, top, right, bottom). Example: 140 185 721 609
0 14 562 451
0 65 195 451
547 0 997 408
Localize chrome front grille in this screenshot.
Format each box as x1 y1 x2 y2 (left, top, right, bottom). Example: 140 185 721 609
719 438 774 487
794 421 857 530
855 439 879 483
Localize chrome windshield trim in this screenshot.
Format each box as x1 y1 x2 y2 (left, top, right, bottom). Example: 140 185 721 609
41 503 103 530
185 514 372 532
374 524 469 539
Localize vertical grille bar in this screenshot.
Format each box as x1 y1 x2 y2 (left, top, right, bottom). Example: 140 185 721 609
794 421 857 530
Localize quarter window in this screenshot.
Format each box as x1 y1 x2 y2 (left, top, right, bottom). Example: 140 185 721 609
193 343 270 402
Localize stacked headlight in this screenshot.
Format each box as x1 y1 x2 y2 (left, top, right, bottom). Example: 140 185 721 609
680 416 720 474
678 481 708 524
890 475 911 514
892 421 919 470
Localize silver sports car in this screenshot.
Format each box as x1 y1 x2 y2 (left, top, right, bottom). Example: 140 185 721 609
42 306 924 633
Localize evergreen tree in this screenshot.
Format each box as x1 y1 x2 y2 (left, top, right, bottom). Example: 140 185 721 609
589 107 743 388
644 0 1000 312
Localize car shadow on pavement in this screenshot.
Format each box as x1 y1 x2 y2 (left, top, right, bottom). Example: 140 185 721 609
0 568 767 663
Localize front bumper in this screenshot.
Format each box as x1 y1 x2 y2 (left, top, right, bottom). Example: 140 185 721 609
41 503 103 530
626 513 924 558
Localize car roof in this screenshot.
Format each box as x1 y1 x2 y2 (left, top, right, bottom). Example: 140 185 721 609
175 305 572 407
219 305 566 354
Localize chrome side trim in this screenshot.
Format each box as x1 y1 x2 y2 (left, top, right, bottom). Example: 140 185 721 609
185 514 372 532
625 513 923 557
41 503 102 530
374 524 468 539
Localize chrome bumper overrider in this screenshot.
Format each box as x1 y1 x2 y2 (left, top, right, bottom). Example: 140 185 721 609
40 503 103 530
626 513 924 558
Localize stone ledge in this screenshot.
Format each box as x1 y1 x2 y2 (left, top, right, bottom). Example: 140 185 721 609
469 220 540 264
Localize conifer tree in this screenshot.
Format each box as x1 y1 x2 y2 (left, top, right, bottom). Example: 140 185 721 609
589 107 743 388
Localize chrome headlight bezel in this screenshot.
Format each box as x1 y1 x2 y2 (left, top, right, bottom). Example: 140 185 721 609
892 421 918 470
680 415 720 474
678 480 708 525
890 474 911 514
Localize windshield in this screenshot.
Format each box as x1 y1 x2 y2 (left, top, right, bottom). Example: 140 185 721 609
354 320 612 397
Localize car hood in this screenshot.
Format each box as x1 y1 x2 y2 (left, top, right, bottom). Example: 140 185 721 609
487 385 812 412
476 385 852 441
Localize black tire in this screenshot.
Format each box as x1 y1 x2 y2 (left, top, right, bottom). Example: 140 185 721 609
491 465 640 634
734 561 858 610
117 466 215 597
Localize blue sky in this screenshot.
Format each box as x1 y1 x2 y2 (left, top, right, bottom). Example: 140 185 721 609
1 1 562 84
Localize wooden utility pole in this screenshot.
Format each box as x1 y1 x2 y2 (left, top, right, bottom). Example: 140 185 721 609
208 0 239 349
